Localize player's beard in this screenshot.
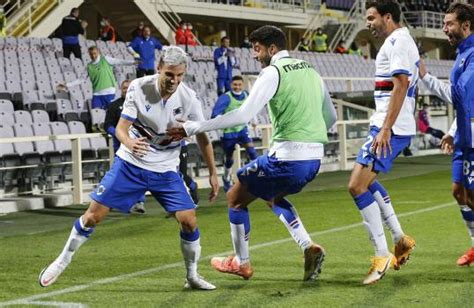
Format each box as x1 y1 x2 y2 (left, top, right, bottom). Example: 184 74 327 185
259 53 272 68
447 29 464 47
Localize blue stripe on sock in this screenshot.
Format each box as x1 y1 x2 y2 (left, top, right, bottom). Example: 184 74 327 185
368 181 388 198
354 191 376 210
461 209 474 221
228 208 250 234
272 199 297 227
74 218 94 238
180 228 200 241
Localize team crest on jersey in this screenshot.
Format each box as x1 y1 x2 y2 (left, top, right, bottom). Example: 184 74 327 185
460 58 465 67
173 107 183 115
97 185 106 195
145 105 152 112
390 38 396 46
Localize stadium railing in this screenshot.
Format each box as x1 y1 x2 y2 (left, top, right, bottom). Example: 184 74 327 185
404 11 445 29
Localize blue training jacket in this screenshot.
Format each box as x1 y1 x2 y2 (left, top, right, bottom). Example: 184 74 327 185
129 36 163 70
451 34 474 149
213 47 234 80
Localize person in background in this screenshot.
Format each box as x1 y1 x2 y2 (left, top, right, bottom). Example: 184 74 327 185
99 17 116 43
175 21 186 45
298 38 310 52
312 27 328 52
61 7 87 59
335 40 347 54
185 23 198 47
418 103 446 140
104 79 146 214
240 36 252 49
348 41 363 56
213 36 235 96
131 21 144 39
128 26 163 78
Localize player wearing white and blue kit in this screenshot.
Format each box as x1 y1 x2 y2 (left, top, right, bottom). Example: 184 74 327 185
441 2 474 265
38 46 219 290
169 25 337 281
418 59 474 266
349 1 418 285
211 75 258 192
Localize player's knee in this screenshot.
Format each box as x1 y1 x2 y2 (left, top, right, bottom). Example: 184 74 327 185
178 217 197 233
452 184 466 205
348 181 364 196
82 212 102 227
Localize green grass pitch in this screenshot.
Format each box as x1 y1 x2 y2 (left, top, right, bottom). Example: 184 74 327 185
0 155 472 307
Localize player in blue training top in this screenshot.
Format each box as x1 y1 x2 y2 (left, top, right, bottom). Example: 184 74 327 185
211 75 258 192
38 46 219 291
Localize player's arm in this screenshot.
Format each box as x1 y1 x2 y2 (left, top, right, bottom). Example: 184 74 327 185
104 55 136 66
170 66 278 138
320 79 337 129
210 95 230 119
372 73 409 158
127 38 140 58
419 59 452 103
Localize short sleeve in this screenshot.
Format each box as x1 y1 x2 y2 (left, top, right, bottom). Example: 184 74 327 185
120 82 138 122
187 93 205 122
389 38 411 76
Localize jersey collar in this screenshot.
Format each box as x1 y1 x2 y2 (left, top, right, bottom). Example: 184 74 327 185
457 33 474 54
270 50 290 65
91 55 101 65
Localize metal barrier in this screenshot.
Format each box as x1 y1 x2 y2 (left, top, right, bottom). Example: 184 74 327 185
404 11 445 29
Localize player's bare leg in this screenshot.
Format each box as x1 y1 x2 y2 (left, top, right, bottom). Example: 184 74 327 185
175 209 216 290
211 179 256 279
39 201 109 287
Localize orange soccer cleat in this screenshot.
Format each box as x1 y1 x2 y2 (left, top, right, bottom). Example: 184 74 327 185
393 235 416 270
210 255 254 280
456 247 474 266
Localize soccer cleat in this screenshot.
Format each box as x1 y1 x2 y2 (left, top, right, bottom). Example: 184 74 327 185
184 274 216 290
393 235 416 270
222 176 233 193
210 255 253 280
303 244 326 281
131 202 146 214
362 254 396 285
456 247 474 266
38 258 69 287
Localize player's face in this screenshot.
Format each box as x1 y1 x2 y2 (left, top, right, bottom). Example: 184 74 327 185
231 80 243 93
158 63 186 95
89 48 99 61
222 38 230 48
443 13 465 47
143 27 151 37
366 7 387 39
252 42 272 68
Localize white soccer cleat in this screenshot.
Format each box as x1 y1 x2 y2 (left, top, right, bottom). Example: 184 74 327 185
38 258 69 287
184 275 216 290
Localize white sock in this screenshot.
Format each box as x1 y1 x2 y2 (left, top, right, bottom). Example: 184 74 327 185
272 202 312 251
224 167 232 182
180 238 201 279
372 190 404 243
360 202 390 256
58 217 90 264
230 223 250 264
460 205 474 247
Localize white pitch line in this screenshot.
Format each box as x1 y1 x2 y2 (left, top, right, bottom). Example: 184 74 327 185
0 201 456 307
25 301 87 308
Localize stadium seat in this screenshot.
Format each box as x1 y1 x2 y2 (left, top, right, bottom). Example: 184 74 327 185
13 110 33 125
0 99 14 113
31 110 50 123
32 122 63 184
90 108 106 131
13 123 43 187
68 121 98 179
0 111 15 126
0 124 21 188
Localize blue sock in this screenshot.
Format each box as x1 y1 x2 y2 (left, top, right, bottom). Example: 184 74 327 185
272 199 312 250
229 208 250 234
74 217 94 238
224 157 234 169
353 191 376 210
246 147 258 160
180 228 200 242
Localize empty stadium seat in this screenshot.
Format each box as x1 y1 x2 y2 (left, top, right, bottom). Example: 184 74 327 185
31 110 50 123
0 111 15 126
32 122 63 183
0 99 14 113
13 110 33 124
68 121 98 179
90 108 106 131
0 124 21 187
13 123 42 186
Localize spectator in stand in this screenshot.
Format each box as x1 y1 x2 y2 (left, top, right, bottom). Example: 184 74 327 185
418 103 445 140
185 23 198 46
298 37 310 52
99 17 116 43
348 41 363 56
104 80 132 152
175 21 186 45
213 36 235 96
128 26 163 78
131 21 144 39
335 40 347 54
0 6 7 37
58 46 136 109
61 8 87 59
240 36 252 48
312 27 328 52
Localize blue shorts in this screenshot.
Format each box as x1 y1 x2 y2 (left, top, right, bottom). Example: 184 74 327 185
237 154 320 201
356 126 411 173
91 157 195 213
452 148 463 184
461 148 474 190
221 128 253 156
92 94 115 109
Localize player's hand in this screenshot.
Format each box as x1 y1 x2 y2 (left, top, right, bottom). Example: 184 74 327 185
125 137 149 157
208 173 219 202
372 128 392 159
167 123 188 141
56 83 68 92
418 58 427 79
440 134 454 155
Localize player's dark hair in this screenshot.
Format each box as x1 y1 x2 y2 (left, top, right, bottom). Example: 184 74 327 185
88 46 98 52
447 2 474 31
248 25 286 50
232 75 243 81
70 7 79 15
221 36 229 43
366 0 401 24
